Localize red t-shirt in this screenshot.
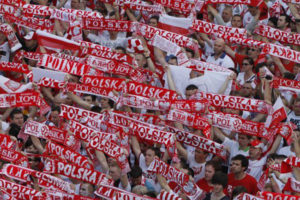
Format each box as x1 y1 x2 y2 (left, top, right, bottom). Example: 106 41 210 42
227 173 258 195
196 178 213 193
274 60 295 77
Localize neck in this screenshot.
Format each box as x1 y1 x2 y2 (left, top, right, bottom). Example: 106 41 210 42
245 70 253 77
214 52 223 59
213 191 224 197
234 171 245 180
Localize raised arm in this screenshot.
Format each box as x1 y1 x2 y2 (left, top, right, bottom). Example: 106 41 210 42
67 92 92 110
131 136 141 158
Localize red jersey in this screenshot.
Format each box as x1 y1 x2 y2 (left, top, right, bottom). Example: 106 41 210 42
227 173 258 195
196 178 213 193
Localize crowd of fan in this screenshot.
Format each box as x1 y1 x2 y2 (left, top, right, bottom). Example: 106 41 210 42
0 0 300 199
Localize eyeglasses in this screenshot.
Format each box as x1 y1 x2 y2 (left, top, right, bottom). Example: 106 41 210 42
242 63 250 66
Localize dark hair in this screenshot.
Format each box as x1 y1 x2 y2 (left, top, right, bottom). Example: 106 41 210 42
228 67 238 76
9 123 21 137
206 160 222 172
91 105 102 113
10 108 23 120
283 72 295 80
280 14 291 26
255 62 267 73
147 147 161 158
186 84 198 91
243 57 254 66
130 166 143 178
232 154 249 171
185 48 195 58
233 14 242 19
232 186 247 199
149 15 159 22
83 94 96 102
211 172 228 188
51 105 61 113
108 99 115 108
268 17 278 27
115 46 126 54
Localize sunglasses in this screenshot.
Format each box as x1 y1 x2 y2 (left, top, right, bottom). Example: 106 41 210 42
242 63 250 66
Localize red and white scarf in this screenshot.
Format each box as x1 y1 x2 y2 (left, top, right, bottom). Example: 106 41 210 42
124 2 163 13
80 75 126 91
257 191 300 200
83 18 133 32
0 61 30 74
263 43 300 64
44 159 113 186
37 77 65 89
38 55 103 76
166 109 211 138
234 193 264 200
282 0 300 3
1 164 74 193
0 4 15 15
218 33 266 49
168 125 227 159
0 145 28 167
254 23 300 46
0 92 40 108
192 19 247 38
272 77 300 94
188 59 232 73
60 104 104 122
22 120 78 149
0 23 22 52
157 191 183 200
22 4 53 16
192 91 269 114
205 0 261 4
153 0 192 13
0 178 45 200
45 141 92 169
89 135 130 174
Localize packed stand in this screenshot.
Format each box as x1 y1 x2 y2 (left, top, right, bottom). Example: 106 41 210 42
0 0 299 199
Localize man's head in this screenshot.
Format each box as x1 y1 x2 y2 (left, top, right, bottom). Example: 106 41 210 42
195 149 209 163
204 160 222 182
247 5 258 16
10 108 24 127
50 106 60 127
277 14 290 30
222 6 232 23
166 55 178 65
231 15 243 28
240 82 254 98
249 140 264 160
241 57 254 73
148 15 159 27
230 154 249 174
237 134 251 148
79 183 94 197
109 164 121 181
211 172 228 192
130 166 143 187
292 97 300 116
71 0 85 9
100 97 114 110
83 94 96 105
247 47 260 60
213 38 225 56
145 147 160 166
185 84 198 99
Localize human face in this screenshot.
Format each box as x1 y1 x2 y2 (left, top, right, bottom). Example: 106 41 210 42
0 33 6 44
249 146 261 160
247 6 258 16
109 166 121 181
168 58 178 65
213 39 225 56
79 183 93 197
222 8 232 23
212 184 223 194
277 16 287 30
135 54 146 67
240 83 252 98
83 96 93 104
185 89 197 100
145 149 155 166
237 134 250 148
293 101 300 116
247 48 260 59
148 18 158 27
241 60 252 72
132 176 142 186
195 149 207 162
50 111 60 126
100 98 110 109
12 113 24 127
204 165 215 181
231 16 242 28
230 160 244 174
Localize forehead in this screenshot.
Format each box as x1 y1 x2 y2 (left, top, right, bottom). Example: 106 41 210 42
232 160 241 165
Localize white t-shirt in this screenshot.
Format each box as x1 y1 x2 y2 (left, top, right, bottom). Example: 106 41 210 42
139 153 161 193
206 53 235 69
247 156 267 181
222 137 249 163
0 42 10 62
237 72 256 86
278 146 296 157
87 32 128 49
287 111 300 130
187 150 205 182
